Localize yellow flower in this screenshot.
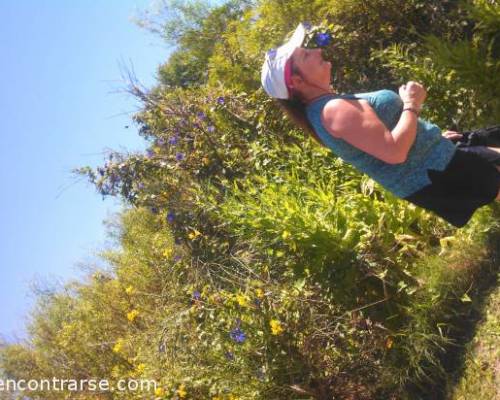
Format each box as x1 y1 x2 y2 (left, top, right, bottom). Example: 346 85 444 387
111 364 122 378
254 288 264 299
386 337 393 349
154 387 165 397
188 229 202 240
112 338 124 353
135 363 146 374
125 285 135 295
270 319 284 335
236 293 248 307
282 230 290 239
163 247 173 258
127 309 139 322
176 383 187 398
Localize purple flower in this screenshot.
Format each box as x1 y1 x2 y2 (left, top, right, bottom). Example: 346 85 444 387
193 122 201 129
166 211 175 223
197 112 206 120
137 183 145 189
157 138 165 146
176 152 185 161
207 125 215 132
146 149 154 158
230 327 246 343
97 167 105 176
217 96 225 105
192 290 201 300
173 254 181 263
168 136 178 145
303 21 312 30
150 207 159 214
224 351 235 360
267 48 277 59
315 32 332 47
158 342 166 353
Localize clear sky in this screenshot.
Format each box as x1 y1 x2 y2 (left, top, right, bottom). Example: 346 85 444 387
0 1 185 343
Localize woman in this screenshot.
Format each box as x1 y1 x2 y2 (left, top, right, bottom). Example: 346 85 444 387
261 22 500 228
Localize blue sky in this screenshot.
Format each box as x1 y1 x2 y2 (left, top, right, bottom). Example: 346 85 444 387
0 1 193 342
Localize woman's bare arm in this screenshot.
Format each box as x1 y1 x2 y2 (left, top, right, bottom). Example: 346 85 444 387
321 81 426 164
321 98 418 164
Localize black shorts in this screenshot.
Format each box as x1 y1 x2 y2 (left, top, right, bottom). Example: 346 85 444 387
403 147 500 228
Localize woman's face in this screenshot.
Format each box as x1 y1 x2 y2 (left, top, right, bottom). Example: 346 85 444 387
289 47 331 94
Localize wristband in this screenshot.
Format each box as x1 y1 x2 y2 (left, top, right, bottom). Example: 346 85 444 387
403 101 421 111
402 107 419 117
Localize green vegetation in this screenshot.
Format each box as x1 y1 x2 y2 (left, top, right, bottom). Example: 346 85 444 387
450 279 500 400
1 0 499 399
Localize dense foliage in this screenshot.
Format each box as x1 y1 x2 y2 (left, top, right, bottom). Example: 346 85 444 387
1 0 499 399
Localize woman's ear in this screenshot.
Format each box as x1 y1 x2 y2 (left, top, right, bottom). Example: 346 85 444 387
290 74 303 89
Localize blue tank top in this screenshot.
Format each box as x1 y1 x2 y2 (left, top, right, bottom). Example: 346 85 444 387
305 89 457 198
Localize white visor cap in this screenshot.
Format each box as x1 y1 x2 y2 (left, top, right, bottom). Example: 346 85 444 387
260 22 308 99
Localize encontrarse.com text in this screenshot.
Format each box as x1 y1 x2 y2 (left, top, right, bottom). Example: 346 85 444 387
0 378 157 392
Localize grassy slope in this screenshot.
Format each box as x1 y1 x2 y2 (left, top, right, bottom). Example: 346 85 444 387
450 273 500 400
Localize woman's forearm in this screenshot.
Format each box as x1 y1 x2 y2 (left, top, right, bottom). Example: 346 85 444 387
390 107 419 163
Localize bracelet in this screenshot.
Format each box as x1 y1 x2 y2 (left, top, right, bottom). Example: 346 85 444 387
402 107 419 117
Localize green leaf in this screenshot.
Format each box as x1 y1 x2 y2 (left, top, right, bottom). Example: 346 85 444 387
293 278 306 291
461 293 472 303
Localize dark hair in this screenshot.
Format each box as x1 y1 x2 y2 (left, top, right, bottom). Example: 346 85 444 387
275 61 326 147
275 98 325 147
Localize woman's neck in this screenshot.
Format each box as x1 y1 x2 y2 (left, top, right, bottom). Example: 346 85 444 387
303 90 335 106
303 85 335 106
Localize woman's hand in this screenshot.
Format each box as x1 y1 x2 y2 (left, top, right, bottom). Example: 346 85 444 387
442 130 463 141
399 81 427 110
